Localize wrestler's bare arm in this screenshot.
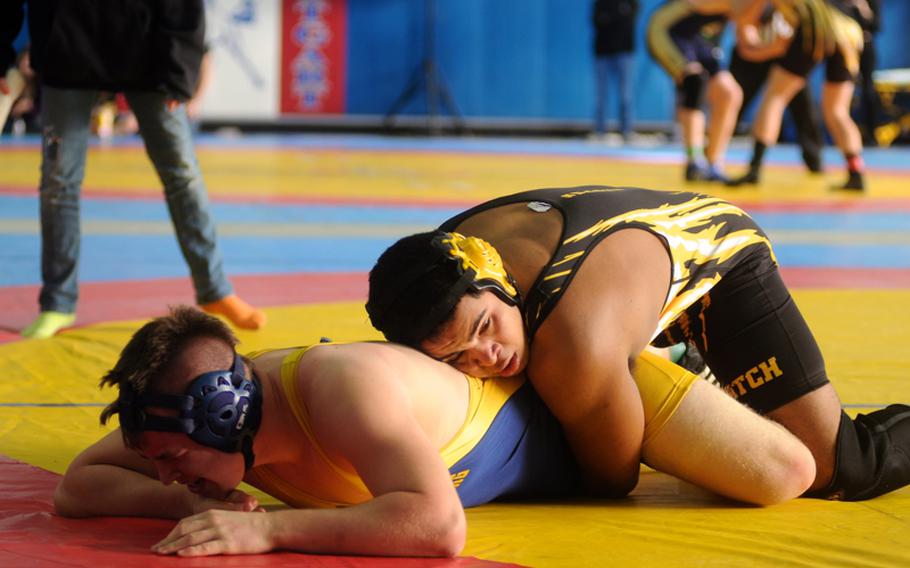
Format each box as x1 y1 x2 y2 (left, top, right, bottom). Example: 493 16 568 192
733 1 792 61
54 431 260 519
529 229 670 497
289 352 465 556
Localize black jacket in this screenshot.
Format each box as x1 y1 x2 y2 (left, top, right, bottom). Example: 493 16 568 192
592 0 638 55
0 0 204 100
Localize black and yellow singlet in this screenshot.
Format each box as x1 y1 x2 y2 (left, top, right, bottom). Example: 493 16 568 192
439 186 775 341
772 0 863 70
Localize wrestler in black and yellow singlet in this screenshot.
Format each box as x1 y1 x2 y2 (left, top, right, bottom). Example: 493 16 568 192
440 186 830 414
773 0 864 82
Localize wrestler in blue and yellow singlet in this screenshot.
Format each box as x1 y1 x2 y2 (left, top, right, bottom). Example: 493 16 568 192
243 343 697 509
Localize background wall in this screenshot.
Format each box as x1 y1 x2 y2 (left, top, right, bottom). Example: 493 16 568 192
344 0 909 124
199 0 910 129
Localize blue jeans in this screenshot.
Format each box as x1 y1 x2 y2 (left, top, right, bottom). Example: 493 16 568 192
594 52 635 137
38 87 232 312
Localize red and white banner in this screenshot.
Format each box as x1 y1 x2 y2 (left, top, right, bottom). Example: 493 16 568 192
280 0 348 115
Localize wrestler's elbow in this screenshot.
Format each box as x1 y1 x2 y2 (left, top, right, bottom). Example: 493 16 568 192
436 514 467 557
419 501 466 557
585 466 640 498
53 478 89 518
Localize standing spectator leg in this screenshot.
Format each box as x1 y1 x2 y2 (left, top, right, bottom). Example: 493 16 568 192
616 52 635 140
22 87 97 338
126 91 265 329
593 56 609 137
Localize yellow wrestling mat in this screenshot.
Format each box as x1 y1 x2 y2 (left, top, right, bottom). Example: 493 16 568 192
2 294 908 567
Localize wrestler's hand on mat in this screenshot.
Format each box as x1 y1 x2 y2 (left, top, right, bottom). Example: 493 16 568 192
192 489 266 515
152 509 272 556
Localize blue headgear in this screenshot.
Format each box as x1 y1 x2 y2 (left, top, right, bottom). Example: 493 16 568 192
117 352 263 471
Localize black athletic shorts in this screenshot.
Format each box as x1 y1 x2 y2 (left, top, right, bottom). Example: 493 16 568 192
654 247 829 413
671 33 723 78
777 21 856 83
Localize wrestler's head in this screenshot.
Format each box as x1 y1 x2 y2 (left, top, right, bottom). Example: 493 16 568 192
99 306 260 500
367 230 528 378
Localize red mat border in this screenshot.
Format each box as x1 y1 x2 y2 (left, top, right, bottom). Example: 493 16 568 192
0 455 516 568
0 272 368 344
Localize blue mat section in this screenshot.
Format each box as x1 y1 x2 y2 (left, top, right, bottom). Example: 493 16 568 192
2 193 909 287
0 195 459 225
750 212 910 231
5 195 910 228
0 234 396 286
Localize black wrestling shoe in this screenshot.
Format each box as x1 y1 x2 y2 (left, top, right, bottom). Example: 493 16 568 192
802 150 823 173
685 162 706 182
703 164 732 184
725 168 760 187
837 171 866 191
677 342 719 387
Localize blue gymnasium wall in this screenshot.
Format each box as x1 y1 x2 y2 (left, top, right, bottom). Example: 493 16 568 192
345 0 910 125
875 1 910 70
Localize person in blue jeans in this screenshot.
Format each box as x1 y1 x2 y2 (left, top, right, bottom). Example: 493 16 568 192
0 0 265 338
591 0 638 142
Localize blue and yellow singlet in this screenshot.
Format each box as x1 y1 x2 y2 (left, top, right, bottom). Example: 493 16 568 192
243 345 582 509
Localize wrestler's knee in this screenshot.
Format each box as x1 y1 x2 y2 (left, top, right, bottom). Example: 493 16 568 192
709 72 742 106
751 429 816 505
679 72 708 110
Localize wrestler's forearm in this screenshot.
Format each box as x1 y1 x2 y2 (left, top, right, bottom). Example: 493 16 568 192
736 29 789 62
267 491 466 557
737 42 787 62
54 463 193 520
562 390 645 497
531 347 646 497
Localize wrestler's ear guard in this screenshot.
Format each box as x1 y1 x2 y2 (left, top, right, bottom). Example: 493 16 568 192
434 232 520 305
366 230 521 347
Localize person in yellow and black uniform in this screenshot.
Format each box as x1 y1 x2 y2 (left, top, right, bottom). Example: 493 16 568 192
369 185 910 504
729 5 825 173
730 0 868 190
